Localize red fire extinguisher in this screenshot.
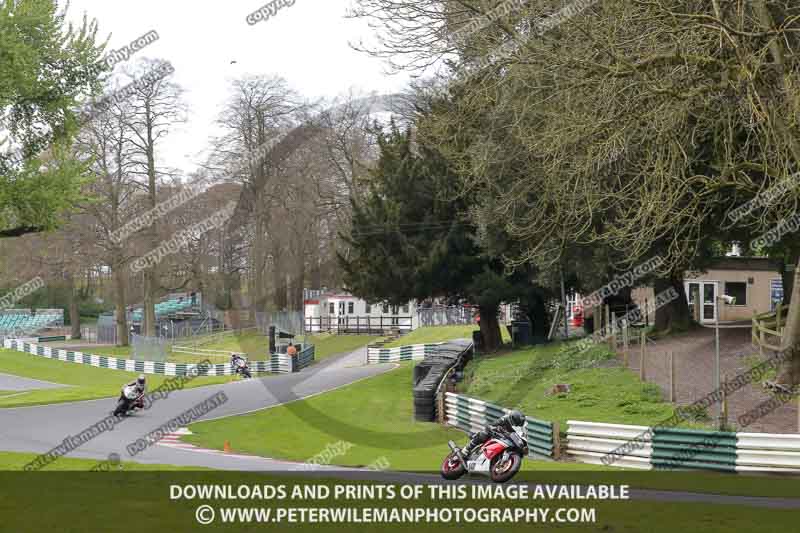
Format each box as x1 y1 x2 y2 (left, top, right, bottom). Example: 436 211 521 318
572 305 584 328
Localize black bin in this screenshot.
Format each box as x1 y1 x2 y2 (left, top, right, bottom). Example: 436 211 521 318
511 320 532 346
472 330 483 351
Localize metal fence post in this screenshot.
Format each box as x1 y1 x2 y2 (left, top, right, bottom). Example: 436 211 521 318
669 350 676 403
640 329 646 381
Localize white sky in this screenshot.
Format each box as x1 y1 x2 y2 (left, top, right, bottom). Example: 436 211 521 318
63 0 410 176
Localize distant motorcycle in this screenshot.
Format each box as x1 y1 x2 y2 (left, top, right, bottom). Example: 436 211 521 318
441 426 528 483
231 354 252 379
113 384 145 417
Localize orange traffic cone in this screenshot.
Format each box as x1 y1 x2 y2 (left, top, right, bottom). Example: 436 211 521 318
223 440 231 453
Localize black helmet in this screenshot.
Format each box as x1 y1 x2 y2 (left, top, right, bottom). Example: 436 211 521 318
137 374 146 385
508 410 525 426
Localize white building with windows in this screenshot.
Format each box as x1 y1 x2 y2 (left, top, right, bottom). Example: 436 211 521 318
304 292 417 333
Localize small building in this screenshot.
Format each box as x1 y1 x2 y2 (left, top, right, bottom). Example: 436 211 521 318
632 257 783 324
304 292 416 333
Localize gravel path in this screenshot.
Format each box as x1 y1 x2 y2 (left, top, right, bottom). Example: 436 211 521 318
622 328 797 433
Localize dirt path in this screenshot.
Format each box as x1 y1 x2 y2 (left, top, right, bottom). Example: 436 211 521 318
621 327 798 434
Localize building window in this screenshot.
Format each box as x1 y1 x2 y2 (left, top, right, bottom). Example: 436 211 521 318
392 305 399 315
348 302 354 314
329 303 334 314
382 303 389 314
365 303 372 314
402 304 409 314
725 282 747 306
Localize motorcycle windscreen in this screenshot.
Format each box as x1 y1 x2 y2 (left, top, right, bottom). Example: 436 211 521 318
481 440 507 460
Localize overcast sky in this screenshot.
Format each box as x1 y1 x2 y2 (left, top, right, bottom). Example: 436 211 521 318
63 0 410 176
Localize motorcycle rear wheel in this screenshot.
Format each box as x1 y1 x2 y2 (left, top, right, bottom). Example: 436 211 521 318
440 452 466 480
490 453 522 483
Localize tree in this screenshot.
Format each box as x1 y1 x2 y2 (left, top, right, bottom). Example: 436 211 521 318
123 58 184 336
341 123 527 351
0 0 105 237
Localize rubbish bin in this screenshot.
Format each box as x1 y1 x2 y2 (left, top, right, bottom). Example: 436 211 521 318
472 330 484 351
511 320 532 346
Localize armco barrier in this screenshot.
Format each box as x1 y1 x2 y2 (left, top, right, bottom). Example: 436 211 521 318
444 392 557 460
269 345 315 373
651 427 737 472
566 420 653 470
3 339 314 376
736 432 800 473
367 343 444 364
566 420 800 473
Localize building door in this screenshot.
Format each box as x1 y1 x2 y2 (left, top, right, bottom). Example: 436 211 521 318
686 281 718 323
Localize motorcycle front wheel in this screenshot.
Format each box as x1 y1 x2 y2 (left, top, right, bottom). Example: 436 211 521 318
440 452 466 480
112 399 128 417
490 452 522 483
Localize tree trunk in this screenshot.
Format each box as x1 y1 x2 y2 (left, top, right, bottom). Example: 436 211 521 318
113 264 129 346
479 304 502 352
66 273 81 340
143 271 157 337
781 250 799 306
653 275 690 333
778 257 800 386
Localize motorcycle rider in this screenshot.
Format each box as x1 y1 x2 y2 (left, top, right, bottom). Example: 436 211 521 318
461 410 525 458
231 352 246 368
231 353 250 377
118 374 146 410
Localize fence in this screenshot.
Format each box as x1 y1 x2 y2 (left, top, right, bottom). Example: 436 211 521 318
416 306 475 327
566 420 800 473
366 343 444 364
257 311 304 336
752 306 784 355
305 316 413 334
3 339 315 376
131 334 169 362
442 392 558 460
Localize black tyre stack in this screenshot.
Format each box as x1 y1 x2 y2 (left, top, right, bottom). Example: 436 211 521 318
412 339 473 422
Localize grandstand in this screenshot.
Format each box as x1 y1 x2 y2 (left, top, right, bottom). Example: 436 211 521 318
126 292 222 340
130 293 199 323
0 309 64 336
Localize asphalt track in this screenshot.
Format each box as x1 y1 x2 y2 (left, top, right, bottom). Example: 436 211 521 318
0 345 799 510
0 347 395 470
0 372 65 391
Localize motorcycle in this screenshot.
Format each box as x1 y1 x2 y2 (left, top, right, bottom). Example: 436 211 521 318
232 354 252 379
113 384 145 417
441 425 528 483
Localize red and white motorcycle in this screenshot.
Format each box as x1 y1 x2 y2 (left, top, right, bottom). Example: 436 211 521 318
441 425 528 483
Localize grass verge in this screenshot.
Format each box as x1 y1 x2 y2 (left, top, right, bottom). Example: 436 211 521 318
460 340 686 429
383 325 510 348
0 452 210 471
70 332 381 364
0 348 233 408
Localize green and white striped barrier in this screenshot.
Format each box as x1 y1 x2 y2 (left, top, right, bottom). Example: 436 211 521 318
269 345 315 373
567 420 800 473
367 343 444 364
3 339 315 376
444 392 557 460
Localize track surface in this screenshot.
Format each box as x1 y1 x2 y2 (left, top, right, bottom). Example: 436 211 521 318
0 372 65 391
0 344 799 510
0 347 393 469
